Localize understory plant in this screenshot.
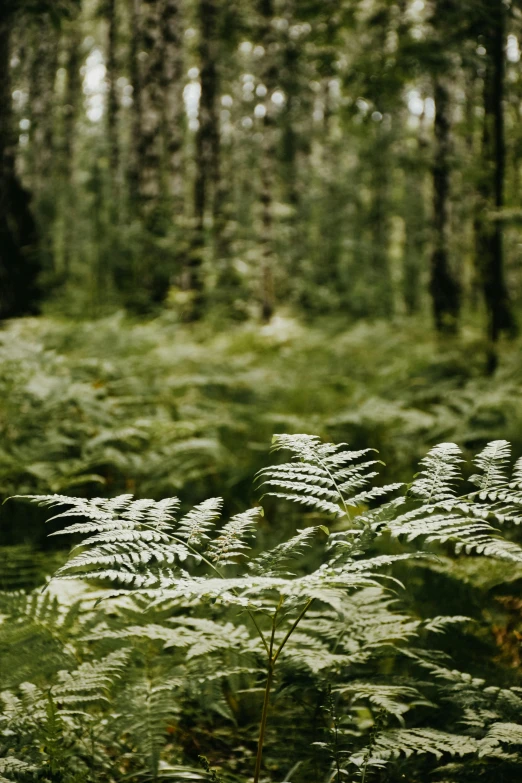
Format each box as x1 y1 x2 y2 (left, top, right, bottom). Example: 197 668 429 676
2 435 522 781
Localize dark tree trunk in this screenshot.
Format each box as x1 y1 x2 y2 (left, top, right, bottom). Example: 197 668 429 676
430 77 460 333
0 8 41 319
476 1 515 371
403 130 428 315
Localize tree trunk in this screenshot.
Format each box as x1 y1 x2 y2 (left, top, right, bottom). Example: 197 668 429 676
186 0 220 315
162 0 185 212
368 127 394 319
61 21 82 278
128 0 143 216
0 7 41 319
27 12 59 272
476 0 515 371
258 0 276 322
106 0 120 205
140 0 165 229
403 130 428 315
430 77 460 333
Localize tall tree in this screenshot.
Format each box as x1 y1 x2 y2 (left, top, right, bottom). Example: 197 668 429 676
257 0 277 321
0 3 41 319
162 0 185 215
106 0 119 203
60 16 82 278
139 0 164 227
186 0 220 314
430 74 460 333
475 0 515 370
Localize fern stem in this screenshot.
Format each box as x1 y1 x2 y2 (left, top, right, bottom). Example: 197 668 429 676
272 597 314 664
253 662 274 783
253 605 280 783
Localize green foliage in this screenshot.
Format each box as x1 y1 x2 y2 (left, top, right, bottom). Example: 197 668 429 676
2 433 522 781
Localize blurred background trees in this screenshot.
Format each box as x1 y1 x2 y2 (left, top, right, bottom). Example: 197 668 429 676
2 0 522 341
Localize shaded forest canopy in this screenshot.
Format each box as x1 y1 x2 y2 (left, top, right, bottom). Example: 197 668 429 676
1 0 521 348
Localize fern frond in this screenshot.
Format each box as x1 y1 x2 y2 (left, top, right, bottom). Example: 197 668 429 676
249 526 322 575
409 443 463 503
0 758 37 783
470 440 511 496
352 728 479 761
336 682 428 719
259 434 382 516
206 508 261 566
177 498 223 547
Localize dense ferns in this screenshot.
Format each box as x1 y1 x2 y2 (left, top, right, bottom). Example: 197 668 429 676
2 436 522 781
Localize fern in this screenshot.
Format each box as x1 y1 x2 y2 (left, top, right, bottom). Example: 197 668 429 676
258 434 401 517
9 434 522 782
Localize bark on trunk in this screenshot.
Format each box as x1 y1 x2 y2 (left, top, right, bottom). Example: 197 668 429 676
162 0 185 211
0 8 41 319
186 0 220 314
430 77 460 333
61 21 82 277
476 1 515 371
258 0 276 322
368 128 394 319
106 0 120 202
128 0 143 215
140 0 165 228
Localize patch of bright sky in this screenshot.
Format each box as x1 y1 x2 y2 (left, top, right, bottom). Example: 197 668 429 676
183 77 201 132
507 34 520 63
82 47 106 123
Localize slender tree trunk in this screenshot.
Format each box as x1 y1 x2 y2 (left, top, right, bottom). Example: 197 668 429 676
368 127 394 319
140 0 164 229
162 0 185 212
0 7 41 319
27 13 59 272
106 0 119 205
430 76 460 333
61 21 82 278
186 0 220 315
128 0 143 217
476 1 515 371
258 0 276 322
403 131 428 315
28 15 58 196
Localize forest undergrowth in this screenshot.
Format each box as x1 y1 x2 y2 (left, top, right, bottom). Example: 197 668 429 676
2 429 522 782
2 314 522 780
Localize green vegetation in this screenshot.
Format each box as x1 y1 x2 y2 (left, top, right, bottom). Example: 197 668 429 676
3 431 522 782
3 0 522 779
2 315 522 781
